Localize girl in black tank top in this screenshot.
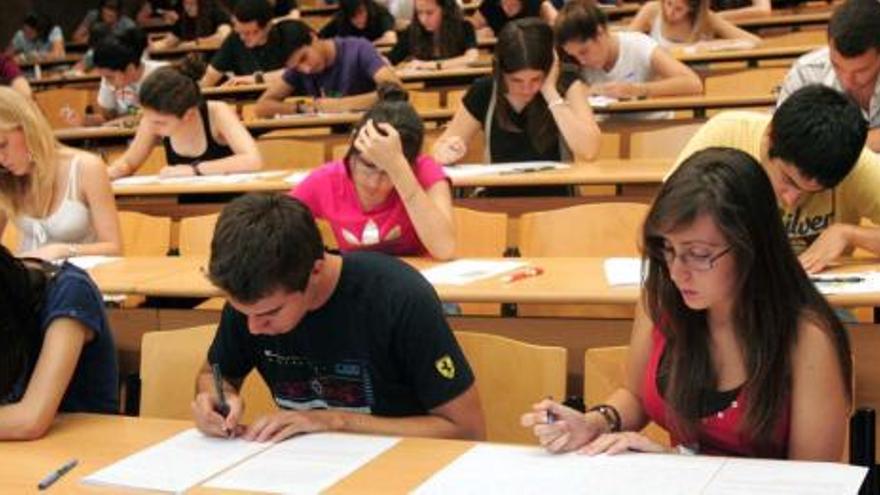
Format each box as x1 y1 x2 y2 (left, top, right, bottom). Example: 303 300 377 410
107 58 262 179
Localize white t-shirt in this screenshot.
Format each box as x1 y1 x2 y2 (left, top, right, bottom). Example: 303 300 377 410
582 31 670 120
97 59 166 115
581 31 657 87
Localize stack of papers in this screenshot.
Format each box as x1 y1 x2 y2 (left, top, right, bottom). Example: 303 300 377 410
65 255 120 270
443 161 569 179
589 95 619 108
603 257 643 287
420 259 527 285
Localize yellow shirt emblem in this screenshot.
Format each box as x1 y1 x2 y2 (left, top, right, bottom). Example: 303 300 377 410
435 355 456 379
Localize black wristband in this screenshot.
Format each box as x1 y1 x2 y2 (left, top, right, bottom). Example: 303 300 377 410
254 70 264 84
588 404 622 433
191 161 203 175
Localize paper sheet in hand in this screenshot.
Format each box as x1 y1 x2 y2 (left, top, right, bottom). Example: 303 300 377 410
604 257 643 286
812 271 880 295
414 444 725 495
443 162 569 179
704 457 866 495
82 428 271 493
420 259 527 285
205 433 400 494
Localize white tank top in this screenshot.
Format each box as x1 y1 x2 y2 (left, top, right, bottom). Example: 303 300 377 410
16 156 97 252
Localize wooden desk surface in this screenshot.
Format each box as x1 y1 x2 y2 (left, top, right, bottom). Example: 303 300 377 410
110 160 672 199
18 53 82 69
88 255 880 307
0 413 475 494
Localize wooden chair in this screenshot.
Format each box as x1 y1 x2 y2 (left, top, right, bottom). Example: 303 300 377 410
584 346 670 447
119 211 172 256
516 202 649 318
33 88 93 129
628 122 704 159
257 138 327 170
455 331 566 444
140 325 276 422
453 207 508 316
408 90 442 112
178 213 219 256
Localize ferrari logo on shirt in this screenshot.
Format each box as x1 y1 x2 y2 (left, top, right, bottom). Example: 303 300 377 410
435 355 456 380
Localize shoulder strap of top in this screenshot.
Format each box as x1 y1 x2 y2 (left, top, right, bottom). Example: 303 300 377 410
484 81 497 163
66 155 81 201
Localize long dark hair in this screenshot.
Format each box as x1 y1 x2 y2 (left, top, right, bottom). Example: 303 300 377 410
0 246 55 400
177 0 225 41
642 147 852 452
408 0 469 60
493 18 558 155
140 54 207 117
345 83 424 168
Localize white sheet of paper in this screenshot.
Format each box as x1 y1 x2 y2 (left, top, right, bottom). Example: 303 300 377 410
114 171 280 186
81 428 272 493
414 445 725 495
420 259 527 286
205 433 400 494
284 170 312 184
703 457 867 495
604 257 643 286
65 255 120 270
443 162 569 179
589 95 619 107
811 271 880 295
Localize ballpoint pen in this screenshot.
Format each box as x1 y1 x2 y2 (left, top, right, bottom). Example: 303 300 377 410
38 459 77 490
810 276 865 284
212 363 231 437
502 267 544 283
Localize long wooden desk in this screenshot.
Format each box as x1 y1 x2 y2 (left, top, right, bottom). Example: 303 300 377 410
111 160 671 217
89 255 880 308
0 413 461 494
55 95 773 146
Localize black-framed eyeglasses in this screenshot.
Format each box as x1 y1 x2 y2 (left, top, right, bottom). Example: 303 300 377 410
651 244 732 272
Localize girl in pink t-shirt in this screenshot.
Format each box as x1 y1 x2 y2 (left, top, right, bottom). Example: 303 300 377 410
292 86 455 258
522 148 852 461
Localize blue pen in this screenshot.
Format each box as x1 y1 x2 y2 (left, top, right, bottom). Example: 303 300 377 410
212 363 231 437
38 459 77 490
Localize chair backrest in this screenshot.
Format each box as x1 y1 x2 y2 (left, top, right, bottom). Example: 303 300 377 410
257 138 327 170
584 345 670 446
119 211 172 256
178 213 219 257
33 88 94 129
453 207 507 257
517 202 649 257
455 331 566 444
140 325 276 422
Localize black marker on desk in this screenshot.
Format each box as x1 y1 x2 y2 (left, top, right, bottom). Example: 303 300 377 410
38 458 77 490
499 166 557 176
211 363 231 437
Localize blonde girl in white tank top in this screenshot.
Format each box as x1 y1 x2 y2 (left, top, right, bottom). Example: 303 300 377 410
0 87 122 261
628 0 760 50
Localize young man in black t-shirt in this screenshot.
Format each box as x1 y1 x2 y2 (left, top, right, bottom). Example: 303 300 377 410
192 193 485 442
201 0 298 87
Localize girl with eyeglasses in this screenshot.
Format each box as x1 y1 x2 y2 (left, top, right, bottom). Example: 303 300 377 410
522 147 852 460
290 84 455 259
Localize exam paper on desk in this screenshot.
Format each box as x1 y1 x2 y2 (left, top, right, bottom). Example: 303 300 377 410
82 428 271 493
420 259 528 285
113 170 285 186
604 257 644 287
811 271 880 295
442 161 569 179
205 433 400 494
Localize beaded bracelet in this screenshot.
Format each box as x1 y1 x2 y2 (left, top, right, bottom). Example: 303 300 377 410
588 404 622 433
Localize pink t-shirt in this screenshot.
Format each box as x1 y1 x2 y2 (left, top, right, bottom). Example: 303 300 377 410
291 155 448 256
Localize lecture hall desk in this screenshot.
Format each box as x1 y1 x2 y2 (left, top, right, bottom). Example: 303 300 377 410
110 159 672 217
0 413 473 494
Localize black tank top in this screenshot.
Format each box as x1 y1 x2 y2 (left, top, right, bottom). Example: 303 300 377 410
163 102 234 165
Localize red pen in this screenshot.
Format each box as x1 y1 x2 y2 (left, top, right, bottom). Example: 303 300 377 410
502 266 544 283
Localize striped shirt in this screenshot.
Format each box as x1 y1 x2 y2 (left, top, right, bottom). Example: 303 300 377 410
778 47 880 128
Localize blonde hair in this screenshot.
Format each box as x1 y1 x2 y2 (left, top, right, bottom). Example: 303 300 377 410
0 87 60 218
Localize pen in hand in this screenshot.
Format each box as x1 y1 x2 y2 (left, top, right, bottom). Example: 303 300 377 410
546 396 558 424
810 276 865 284
38 458 77 490
211 363 231 437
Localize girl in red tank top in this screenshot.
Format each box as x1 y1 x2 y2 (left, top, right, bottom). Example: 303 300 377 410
523 147 853 461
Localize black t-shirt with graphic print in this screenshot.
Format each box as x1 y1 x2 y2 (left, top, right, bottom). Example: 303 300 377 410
208 251 474 416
